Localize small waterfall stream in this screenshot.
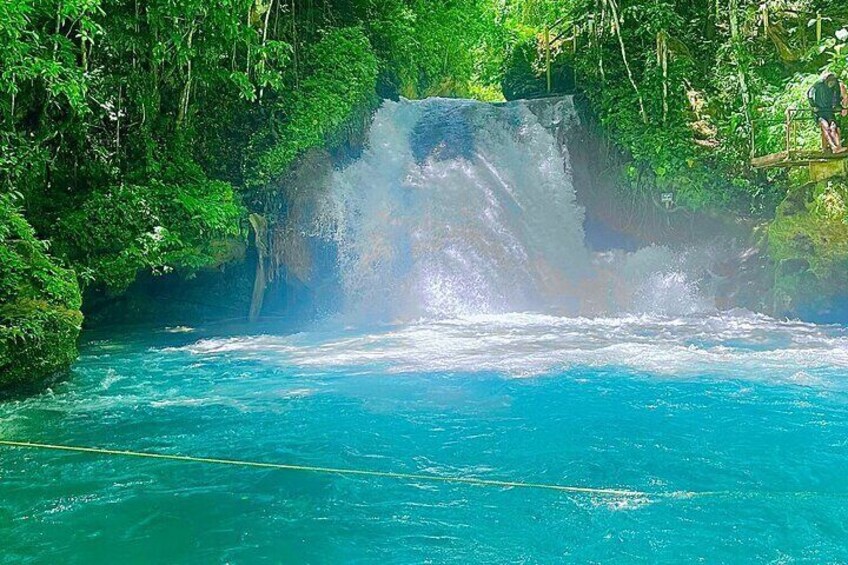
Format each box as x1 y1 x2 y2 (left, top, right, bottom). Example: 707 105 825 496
305 97 713 321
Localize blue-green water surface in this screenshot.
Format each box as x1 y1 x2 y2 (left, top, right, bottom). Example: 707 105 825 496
2 313 848 563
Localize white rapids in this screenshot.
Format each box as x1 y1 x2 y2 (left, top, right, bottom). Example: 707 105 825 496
181 312 848 382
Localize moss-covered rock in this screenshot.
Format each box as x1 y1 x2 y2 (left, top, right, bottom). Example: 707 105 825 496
0 196 83 389
768 178 848 319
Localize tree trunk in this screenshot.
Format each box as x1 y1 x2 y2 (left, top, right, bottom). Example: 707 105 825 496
728 0 755 159
658 32 668 124
606 0 647 123
259 0 276 99
176 27 195 128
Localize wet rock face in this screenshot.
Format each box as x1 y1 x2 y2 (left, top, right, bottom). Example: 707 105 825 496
708 242 772 313
526 96 775 315
410 102 475 164
778 257 811 276
768 178 848 322
543 89 848 322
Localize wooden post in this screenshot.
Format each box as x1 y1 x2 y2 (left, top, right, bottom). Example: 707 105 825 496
545 27 552 94
793 116 798 153
785 107 792 154
816 11 822 43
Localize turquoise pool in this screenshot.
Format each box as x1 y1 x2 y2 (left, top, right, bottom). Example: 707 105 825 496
2 313 848 562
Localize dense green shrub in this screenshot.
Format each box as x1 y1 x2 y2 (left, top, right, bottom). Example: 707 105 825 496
251 27 379 187
53 174 245 292
0 196 83 388
501 37 548 101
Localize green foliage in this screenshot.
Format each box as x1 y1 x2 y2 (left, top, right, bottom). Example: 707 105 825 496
0 298 83 389
0 0 95 200
0 195 83 387
402 0 491 98
361 0 418 97
55 174 245 292
501 36 548 100
489 0 848 216
251 27 379 186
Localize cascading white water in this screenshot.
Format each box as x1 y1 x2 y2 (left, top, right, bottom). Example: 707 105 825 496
314 97 711 322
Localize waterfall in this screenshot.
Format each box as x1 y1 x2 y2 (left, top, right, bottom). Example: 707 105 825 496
308 97 714 322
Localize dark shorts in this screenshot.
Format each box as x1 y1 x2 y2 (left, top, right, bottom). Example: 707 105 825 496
816 109 837 124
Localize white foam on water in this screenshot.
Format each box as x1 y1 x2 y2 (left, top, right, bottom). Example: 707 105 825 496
177 312 848 383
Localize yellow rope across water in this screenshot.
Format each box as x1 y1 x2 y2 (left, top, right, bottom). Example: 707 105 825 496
5 440 848 501
0 439 672 498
